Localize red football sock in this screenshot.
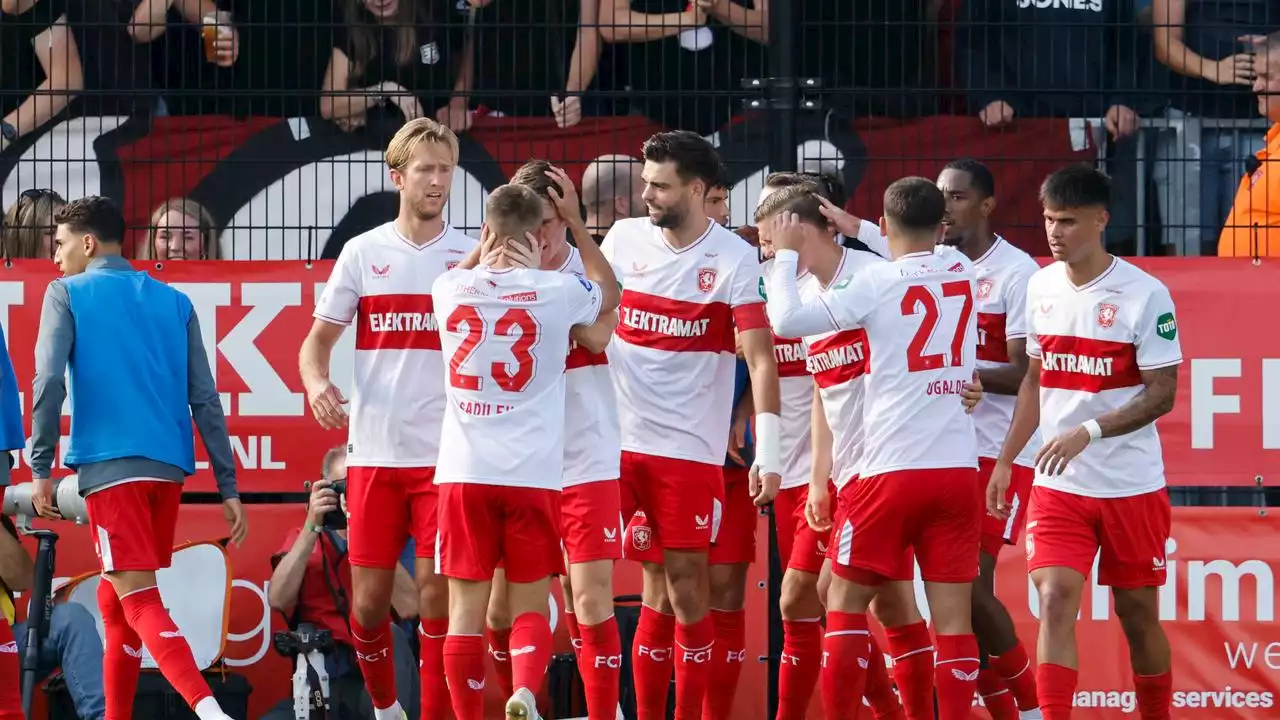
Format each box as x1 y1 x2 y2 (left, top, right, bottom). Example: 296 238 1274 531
1134 671 1173 719
97 581 142 720
673 614 715 720
579 616 622 720
564 610 583 659
820 611 870 720
700 608 747 720
0 619 23 720
485 625 515 698
418 618 450 720
884 622 935 720
119 586 213 710
1036 662 1078 720
935 634 980 720
443 634 486 720
349 615 398 710
509 612 553 695
776 619 823 720
977 666 1019 720
991 641 1039 711
631 606 675 720
865 633 905 719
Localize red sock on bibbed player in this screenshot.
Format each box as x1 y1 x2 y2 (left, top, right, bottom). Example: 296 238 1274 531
120 586 215 710
97 581 142 720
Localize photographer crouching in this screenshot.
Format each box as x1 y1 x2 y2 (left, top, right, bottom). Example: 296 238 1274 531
262 446 419 720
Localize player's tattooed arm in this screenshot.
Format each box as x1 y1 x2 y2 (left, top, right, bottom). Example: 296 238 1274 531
978 338 1029 395
1095 365 1179 438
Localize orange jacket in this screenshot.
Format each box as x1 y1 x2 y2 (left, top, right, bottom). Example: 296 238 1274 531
1220 123 1280 257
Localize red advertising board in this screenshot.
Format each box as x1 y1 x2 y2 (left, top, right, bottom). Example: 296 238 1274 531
13 506 1276 719
2 258 1274 491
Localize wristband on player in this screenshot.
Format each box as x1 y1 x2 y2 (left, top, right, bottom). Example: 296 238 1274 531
1082 419 1103 441
753 412 782 475
303 521 319 534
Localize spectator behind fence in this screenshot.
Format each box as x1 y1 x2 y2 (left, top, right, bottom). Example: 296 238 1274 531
470 0 603 128
137 197 220 260
1219 32 1280 256
1 188 65 260
6 0 155 119
320 0 474 134
0 510 109 720
581 154 645 243
956 0 1141 137
263 445 420 720
1152 0 1280 254
0 0 84 152
799 0 939 117
601 0 767 136
128 0 240 116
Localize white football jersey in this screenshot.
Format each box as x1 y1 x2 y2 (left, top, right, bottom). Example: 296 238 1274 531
768 249 979 477
1026 258 1182 498
603 218 768 465
764 260 815 490
797 248 885 489
432 265 604 490
560 246 622 486
313 222 475 467
971 237 1042 467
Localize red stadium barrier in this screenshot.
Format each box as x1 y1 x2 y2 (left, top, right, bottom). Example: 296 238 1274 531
3 258 1272 491
11 506 1275 719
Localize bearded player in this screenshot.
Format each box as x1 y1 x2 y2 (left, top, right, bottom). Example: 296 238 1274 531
938 159 1044 720
769 178 984 720
990 165 1179 720
300 118 475 720
432 184 619 720
605 130 782 720
477 160 626 720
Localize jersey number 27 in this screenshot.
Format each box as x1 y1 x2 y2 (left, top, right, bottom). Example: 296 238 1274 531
901 281 973 372
447 305 540 392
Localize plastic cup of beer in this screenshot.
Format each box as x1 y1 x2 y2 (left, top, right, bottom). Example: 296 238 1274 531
201 11 232 64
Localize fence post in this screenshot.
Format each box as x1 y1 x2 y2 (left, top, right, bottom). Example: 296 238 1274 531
763 3 797 719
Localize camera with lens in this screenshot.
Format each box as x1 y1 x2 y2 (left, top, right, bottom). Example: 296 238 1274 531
321 480 346 531
272 623 335 658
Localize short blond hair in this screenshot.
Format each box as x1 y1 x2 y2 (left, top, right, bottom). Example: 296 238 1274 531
485 184 544 247
385 118 459 171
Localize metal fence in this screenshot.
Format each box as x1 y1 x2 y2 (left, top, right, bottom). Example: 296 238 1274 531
0 1 1276 260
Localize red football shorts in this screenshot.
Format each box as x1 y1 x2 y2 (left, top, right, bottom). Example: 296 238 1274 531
773 482 834 575
709 466 758 565
561 479 624 564
829 469 980 584
978 458 1035 559
1025 485 1172 590
85 479 183 573
619 451 723 557
346 466 438 570
437 482 564 583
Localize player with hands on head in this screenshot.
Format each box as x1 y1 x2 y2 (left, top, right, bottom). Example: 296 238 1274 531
300 118 477 720
767 178 984 720
465 160 626 720
29 196 244 720
431 184 617 720
604 130 781 720
989 165 1181 720
755 186 911 720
